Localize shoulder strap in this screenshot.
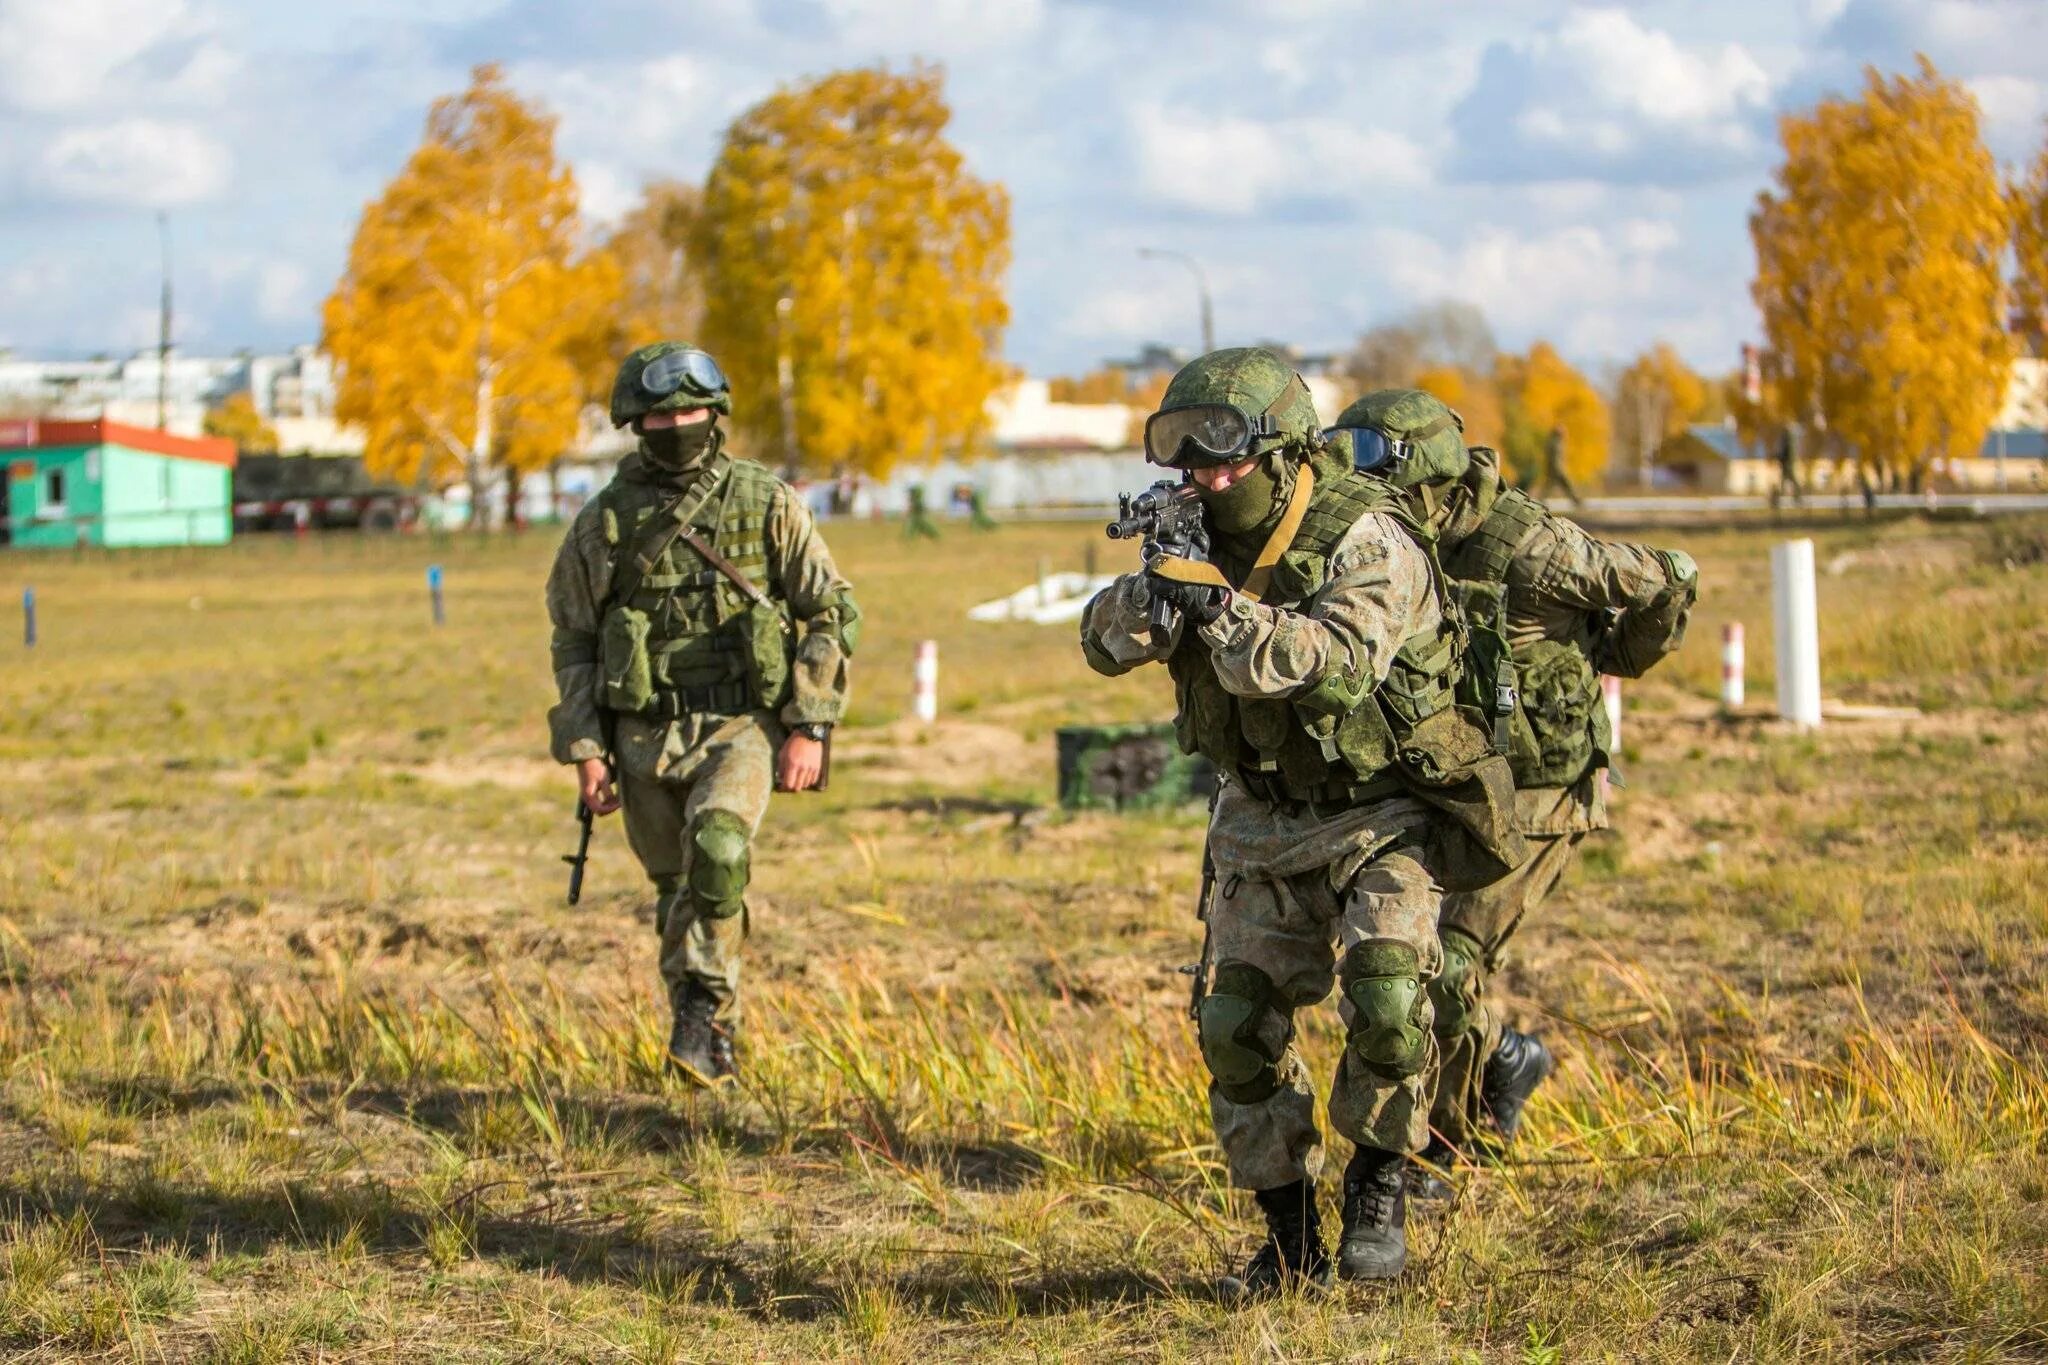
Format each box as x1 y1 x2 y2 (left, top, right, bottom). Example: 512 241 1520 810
606 458 732 606
1447 485 1543 585
677 527 773 608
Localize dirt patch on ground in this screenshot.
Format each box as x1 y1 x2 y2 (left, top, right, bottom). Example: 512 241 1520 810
833 718 1045 791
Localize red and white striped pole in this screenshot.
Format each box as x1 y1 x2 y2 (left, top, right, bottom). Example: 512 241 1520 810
1721 622 1745 710
912 640 938 724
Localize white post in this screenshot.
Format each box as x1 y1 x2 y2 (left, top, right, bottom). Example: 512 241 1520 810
912 640 938 724
1721 622 1745 711
1601 675 1622 753
1770 538 1823 728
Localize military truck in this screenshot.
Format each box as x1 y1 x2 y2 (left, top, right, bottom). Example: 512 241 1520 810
231 453 419 533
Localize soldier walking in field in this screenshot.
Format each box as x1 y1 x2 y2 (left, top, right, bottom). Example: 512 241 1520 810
546 342 862 1083
1531 423 1582 507
1329 390 1697 1180
1081 349 1524 1295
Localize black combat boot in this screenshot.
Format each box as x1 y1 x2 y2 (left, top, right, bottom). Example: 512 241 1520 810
1337 1145 1408 1280
1218 1179 1332 1301
1480 1027 1554 1145
665 993 737 1084
1408 1136 1457 1202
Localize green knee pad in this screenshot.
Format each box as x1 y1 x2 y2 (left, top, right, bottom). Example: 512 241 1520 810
1197 960 1289 1105
1339 939 1428 1079
688 810 751 920
1429 926 1485 1041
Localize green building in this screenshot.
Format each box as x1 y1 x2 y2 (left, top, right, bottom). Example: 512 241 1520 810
1 419 236 549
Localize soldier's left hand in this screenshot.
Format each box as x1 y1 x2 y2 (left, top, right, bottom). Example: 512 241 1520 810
777 734 825 791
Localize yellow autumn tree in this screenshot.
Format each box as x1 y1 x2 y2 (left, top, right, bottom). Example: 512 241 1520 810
322 64 619 519
694 65 1011 477
1497 342 1609 484
573 179 705 404
1613 343 1708 485
2015 135 2048 360
202 392 279 453
1750 58 2012 482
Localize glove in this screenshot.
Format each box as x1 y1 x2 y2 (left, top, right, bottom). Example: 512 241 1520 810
1145 572 1227 625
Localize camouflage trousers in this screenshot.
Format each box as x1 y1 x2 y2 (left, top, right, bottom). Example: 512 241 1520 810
618 711 777 1024
1431 829 1583 1149
1206 842 1443 1190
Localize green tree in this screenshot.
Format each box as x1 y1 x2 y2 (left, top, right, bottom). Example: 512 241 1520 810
694 65 1011 477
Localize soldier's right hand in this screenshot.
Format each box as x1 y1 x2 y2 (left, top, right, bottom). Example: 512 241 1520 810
577 758 621 816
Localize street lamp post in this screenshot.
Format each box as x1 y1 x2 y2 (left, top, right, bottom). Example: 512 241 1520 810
1137 247 1214 355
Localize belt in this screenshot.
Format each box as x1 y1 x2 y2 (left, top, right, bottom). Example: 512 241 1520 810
635 679 753 720
1236 766 1406 817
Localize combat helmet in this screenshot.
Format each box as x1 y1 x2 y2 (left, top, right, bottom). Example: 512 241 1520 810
1328 388 1469 488
1144 347 1321 468
610 342 732 428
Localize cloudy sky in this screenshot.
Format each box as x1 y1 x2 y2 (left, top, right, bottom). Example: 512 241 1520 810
2 0 2045 378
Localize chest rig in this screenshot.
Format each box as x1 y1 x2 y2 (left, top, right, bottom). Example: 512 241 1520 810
597 456 793 719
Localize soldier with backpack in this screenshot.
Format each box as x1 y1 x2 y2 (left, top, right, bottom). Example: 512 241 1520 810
1327 390 1698 1181
1081 349 1526 1294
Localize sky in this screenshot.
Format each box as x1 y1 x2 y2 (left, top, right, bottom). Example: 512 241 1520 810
2 0 2046 380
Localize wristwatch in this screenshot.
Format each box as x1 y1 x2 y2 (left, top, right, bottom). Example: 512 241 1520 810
792 722 832 742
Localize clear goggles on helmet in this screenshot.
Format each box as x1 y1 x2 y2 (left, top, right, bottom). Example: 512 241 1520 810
640 348 729 401
1143 403 1281 468
1325 427 1410 473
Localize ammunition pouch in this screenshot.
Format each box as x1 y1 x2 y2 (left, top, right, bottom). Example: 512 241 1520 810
1338 939 1429 1079
739 599 795 712
600 605 657 714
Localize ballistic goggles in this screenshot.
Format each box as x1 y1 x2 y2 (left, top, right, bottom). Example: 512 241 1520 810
1326 427 1410 473
641 347 729 401
1144 373 1312 468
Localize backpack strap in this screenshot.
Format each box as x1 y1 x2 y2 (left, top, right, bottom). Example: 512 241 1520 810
1447 485 1543 585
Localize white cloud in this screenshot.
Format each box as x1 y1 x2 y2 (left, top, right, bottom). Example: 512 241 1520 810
1132 104 1428 217
39 119 232 207
512 54 728 216
818 0 1045 57
1451 7 1774 184
0 0 210 112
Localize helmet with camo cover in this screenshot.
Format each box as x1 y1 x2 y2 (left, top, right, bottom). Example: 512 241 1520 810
1327 388 1470 487
609 341 732 428
1144 347 1322 468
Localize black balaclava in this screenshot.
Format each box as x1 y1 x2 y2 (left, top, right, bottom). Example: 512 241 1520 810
639 417 720 474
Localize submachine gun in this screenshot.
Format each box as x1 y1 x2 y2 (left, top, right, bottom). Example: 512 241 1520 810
1105 480 1205 630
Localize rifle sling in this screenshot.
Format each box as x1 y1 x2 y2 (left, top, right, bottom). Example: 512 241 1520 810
607 458 732 606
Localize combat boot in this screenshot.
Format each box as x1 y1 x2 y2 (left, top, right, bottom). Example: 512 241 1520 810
1408 1136 1456 1202
665 993 737 1085
1481 1027 1554 1145
1218 1179 1332 1301
1337 1145 1408 1280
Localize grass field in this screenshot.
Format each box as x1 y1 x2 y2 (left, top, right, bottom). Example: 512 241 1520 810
2 507 2046 1361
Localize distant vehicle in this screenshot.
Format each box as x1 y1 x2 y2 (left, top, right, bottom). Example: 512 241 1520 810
232 453 420 533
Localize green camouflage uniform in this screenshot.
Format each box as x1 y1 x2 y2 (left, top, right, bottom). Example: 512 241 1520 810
546 444 854 1023
1415 444 1694 1148
1082 507 1450 1188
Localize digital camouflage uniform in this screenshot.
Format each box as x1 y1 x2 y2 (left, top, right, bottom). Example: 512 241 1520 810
1336 391 1697 1154
547 344 859 1065
1080 349 1529 1292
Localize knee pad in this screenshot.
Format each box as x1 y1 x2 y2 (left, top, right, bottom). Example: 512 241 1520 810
687 810 751 920
1339 939 1428 1079
1429 927 1485 1041
1197 960 1290 1105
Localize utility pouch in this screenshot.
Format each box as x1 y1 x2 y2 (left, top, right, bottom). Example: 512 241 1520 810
741 599 794 711
600 605 656 714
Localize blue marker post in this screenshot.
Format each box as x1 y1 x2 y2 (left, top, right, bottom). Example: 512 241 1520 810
427 564 446 626
21 588 34 648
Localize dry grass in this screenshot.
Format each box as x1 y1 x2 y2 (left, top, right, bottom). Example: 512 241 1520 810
2 509 2046 1361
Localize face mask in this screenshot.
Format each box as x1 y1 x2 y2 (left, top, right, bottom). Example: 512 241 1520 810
1198 456 1281 535
641 420 716 471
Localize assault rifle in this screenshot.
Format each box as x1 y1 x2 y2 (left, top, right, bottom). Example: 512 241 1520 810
1105 480 1205 629
563 796 595 906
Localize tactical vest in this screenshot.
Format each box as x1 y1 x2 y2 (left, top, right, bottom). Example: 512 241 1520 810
1435 474 1611 790
596 456 794 719
1166 457 1471 808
